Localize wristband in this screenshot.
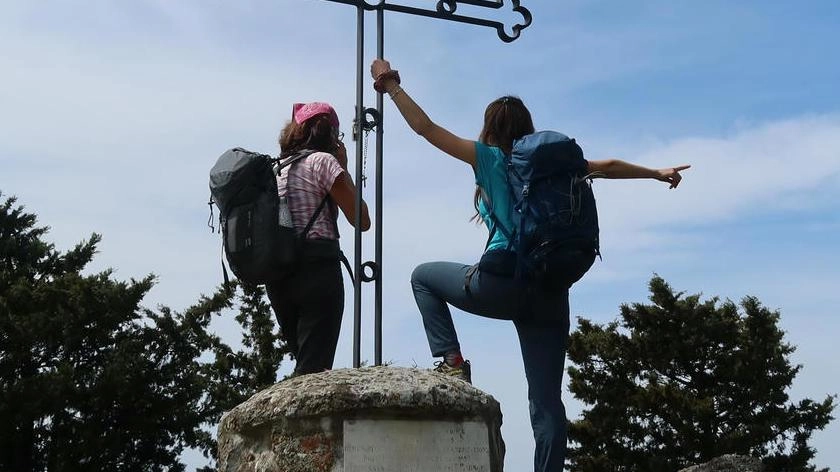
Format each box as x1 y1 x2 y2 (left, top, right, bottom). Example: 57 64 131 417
374 70 401 94
388 86 404 99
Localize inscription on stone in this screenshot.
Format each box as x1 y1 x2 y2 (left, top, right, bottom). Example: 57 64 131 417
343 419 491 472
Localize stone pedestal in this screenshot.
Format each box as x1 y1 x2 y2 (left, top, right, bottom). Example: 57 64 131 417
218 366 505 472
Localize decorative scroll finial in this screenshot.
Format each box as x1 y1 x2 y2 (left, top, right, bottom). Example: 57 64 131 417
326 0 533 43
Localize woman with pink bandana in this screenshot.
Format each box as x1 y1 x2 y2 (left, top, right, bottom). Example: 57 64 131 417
265 102 370 376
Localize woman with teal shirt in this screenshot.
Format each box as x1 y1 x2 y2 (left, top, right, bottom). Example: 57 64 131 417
371 59 689 472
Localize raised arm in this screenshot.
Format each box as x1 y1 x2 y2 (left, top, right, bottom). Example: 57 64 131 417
587 159 691 189
371 59 476 167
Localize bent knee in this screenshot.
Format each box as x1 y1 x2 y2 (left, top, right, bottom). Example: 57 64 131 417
410 262 434 287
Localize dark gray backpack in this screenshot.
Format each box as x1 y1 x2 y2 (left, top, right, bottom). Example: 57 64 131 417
209 148 324 286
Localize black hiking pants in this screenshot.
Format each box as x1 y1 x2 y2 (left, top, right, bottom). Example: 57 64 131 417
265 239 344 375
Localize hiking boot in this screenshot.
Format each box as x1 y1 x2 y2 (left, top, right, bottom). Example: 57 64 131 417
433 359 472 384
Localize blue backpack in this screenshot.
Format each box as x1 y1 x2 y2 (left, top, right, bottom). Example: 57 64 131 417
486 131 600 282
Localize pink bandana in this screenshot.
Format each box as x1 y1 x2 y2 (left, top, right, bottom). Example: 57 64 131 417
292 102 339 128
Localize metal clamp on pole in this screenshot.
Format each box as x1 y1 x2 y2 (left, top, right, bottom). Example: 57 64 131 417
352 107 381 141
360 261 380 283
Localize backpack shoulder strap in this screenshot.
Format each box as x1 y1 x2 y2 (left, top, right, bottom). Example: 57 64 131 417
275 149 316 174
276 149 329 239
478 187 515 250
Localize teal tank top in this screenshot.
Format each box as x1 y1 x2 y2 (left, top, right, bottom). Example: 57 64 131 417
474 142 515 253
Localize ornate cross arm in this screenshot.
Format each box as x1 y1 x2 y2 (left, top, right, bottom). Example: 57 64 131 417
321 0 532 42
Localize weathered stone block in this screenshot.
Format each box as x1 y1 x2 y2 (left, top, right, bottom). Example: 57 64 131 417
218 366 504 472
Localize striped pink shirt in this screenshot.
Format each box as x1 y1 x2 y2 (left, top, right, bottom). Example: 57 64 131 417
276 152 345 240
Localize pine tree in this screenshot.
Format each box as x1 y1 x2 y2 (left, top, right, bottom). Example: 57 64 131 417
566 276 836 472
0 192 286 471
204 282 289 430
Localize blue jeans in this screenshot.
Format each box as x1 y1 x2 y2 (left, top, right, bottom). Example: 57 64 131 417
411 253 594 472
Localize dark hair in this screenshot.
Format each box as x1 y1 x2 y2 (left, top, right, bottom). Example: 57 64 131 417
279 114 339 158
472 96 535 221
478 96 534 153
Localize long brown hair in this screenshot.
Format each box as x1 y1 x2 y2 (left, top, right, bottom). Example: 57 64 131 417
472 96 535 221
279 114 340 158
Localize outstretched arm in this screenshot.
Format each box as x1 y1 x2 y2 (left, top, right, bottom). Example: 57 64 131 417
371 59 476 167
588 160 691 189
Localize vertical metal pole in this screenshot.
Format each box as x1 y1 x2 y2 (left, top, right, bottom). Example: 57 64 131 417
374 7 384 366
352 2 364 369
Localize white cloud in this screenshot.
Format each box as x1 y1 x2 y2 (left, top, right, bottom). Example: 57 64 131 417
595 114 840 233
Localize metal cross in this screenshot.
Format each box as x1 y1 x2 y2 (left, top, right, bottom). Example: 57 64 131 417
318 0 532 368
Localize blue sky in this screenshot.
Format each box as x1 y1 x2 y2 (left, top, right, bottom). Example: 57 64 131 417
1 1 838 470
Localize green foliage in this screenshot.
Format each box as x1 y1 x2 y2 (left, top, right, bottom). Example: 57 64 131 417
0 192 286 471
205 282 290 423
566 276 836 472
